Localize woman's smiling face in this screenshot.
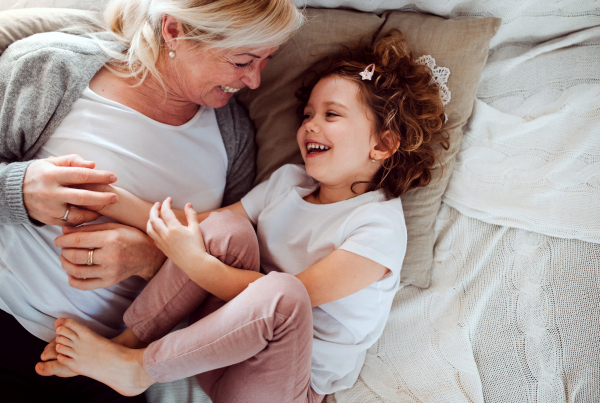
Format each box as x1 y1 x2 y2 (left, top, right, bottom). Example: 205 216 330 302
165 43 278 108
297 75 381 189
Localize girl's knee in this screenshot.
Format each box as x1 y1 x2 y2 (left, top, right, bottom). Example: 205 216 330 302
200 211 259 271
256 272 312 316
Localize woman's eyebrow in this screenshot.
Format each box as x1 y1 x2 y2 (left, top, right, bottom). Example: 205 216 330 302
234 51 278 59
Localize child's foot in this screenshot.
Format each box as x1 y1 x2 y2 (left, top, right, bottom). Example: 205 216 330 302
35 339 78 377
54 318 156 396
111 327 149 349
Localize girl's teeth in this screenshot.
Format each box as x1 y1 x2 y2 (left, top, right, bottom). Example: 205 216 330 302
220 85 239 93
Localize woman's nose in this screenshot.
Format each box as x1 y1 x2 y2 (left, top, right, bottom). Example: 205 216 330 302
240 65 262 89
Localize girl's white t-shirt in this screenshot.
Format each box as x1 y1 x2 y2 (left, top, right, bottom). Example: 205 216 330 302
241 164 407 395
0 87 227 341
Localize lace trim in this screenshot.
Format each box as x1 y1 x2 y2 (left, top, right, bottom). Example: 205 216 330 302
415 55 451 107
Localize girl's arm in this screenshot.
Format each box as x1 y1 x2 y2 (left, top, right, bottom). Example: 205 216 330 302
88 184 249 232
151 198 389 306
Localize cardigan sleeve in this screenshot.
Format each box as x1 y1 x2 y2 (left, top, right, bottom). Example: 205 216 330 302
0 32 114 225
215 96 257 207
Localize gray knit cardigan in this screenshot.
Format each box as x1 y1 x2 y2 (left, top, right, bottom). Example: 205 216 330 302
0 32 256 225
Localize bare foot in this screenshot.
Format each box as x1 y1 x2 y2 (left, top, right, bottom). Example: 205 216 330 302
35 339 78 377
111 328 149 349
54 318 156 396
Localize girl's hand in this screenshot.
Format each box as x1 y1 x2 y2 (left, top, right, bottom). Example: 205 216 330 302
146 198 207 271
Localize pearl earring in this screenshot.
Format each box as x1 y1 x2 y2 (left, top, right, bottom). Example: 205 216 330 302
169 50 175 58
371 156 376 163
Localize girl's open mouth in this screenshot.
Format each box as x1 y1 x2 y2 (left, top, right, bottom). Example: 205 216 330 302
306 142 331 156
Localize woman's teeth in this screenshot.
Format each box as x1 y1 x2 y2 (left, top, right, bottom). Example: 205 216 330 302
220 85 240 93
307 143 330 153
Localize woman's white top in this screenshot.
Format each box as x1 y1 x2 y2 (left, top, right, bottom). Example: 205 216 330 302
241 164 407 394
0 87 227 341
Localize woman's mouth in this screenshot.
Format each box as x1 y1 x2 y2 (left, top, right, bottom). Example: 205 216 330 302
220 85 240 94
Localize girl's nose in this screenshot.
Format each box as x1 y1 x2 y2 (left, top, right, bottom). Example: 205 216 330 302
305 120 320 133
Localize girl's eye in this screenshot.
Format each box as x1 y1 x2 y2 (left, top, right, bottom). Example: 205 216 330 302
326 112 339 117
303 114 312 120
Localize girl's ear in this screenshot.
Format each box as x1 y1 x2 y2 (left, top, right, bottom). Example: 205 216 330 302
371 130 400 160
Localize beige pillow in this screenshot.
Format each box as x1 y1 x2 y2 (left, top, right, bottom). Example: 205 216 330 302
0 8 101 54
236 9 501 287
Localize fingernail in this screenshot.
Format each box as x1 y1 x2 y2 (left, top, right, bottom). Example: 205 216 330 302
111 196 118 203
109 175 117 183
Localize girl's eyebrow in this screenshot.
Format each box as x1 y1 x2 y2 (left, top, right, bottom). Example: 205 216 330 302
325 101 349 110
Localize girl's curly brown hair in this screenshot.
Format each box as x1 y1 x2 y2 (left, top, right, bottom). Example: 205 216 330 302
297 29 449 198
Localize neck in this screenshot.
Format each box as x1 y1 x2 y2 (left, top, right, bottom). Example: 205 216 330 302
125 72 200 126
306 181 372 205
91 62 200 126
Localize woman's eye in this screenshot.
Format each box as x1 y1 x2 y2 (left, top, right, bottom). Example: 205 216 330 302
234 61 251 68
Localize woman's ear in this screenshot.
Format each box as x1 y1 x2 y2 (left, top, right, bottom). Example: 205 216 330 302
371 130 400 160
162 15 184 50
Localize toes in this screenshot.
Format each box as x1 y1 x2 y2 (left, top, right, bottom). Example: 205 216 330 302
55 342 75 358
56 335 75 348
57 317 89 337
56 325 78 341
54 317 68 329
40 341 58 361
35 360 78 378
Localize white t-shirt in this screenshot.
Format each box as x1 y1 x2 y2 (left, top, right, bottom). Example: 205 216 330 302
241 164 407 395
0 87 227 342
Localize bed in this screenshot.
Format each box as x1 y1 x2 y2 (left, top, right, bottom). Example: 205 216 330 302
0 0 598 402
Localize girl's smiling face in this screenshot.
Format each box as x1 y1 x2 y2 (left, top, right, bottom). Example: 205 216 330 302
297 75 382 191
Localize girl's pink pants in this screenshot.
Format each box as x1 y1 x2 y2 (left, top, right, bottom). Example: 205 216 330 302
123 211 324 403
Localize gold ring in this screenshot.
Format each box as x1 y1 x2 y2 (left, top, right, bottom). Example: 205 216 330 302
87 249 94 266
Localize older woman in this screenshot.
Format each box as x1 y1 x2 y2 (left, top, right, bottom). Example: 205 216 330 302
0 0 303 401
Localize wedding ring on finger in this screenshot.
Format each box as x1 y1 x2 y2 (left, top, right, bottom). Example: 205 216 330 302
87 249 94 266
60 206 70 222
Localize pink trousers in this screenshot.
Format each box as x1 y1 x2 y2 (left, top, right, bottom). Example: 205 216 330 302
123 211 324 403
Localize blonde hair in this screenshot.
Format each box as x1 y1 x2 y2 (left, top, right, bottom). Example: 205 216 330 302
90 0 304 87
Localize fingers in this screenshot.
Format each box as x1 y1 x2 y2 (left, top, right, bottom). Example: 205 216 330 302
62 222 121 234
67 275 107 291
54 231 102 249
148 202 168 234
160 197 179 226
61 206 102 227
184 203 199 229
46 154 96 169
62 187 117 208
60 248 99 266
59 255 103 279
55 166 117 186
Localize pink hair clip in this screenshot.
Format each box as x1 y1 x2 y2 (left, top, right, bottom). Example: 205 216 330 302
359 64 375 81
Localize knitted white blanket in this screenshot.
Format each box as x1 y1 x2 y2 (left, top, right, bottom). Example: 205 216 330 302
443 26 600 244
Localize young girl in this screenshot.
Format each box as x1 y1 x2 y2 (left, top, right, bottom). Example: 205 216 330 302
40 30 448 401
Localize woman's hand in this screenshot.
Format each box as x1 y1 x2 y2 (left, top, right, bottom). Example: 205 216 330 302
23 155 119 226
146 198 207 273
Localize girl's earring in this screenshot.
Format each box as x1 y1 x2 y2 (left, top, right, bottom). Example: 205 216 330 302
169 50 176 58
371 155 376 163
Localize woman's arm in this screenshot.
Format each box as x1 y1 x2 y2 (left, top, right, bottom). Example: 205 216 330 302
149 198 389 306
